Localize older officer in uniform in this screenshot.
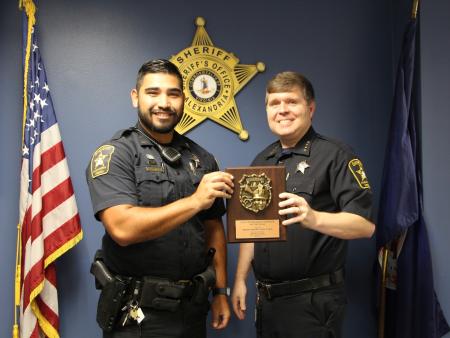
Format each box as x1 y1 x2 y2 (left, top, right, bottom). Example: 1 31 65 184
86 59 233 337
231 71 375 338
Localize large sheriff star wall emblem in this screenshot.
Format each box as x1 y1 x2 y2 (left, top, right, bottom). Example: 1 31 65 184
170 17 265 141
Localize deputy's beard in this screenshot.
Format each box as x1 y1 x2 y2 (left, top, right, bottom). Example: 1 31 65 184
138 107 182 134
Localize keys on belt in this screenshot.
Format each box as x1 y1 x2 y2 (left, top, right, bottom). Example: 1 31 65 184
118 273 212 326
120 280 145 326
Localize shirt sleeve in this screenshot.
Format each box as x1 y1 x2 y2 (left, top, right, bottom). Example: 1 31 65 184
197 155 226 220
86 141 138 220
329 149 374 222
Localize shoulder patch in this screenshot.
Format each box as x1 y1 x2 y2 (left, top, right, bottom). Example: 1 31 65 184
91 145 115 178
348 159 370 189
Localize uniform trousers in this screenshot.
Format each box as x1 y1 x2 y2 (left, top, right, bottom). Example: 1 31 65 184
256 283 346 338
103 298 209 338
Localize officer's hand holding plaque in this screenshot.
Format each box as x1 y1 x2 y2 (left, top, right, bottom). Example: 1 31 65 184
226 166 286 243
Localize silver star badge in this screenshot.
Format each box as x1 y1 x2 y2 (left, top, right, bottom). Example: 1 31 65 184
191 154 201 169
296 160 310 174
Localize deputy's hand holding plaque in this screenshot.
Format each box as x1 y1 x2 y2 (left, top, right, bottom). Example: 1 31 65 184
225 166 286 243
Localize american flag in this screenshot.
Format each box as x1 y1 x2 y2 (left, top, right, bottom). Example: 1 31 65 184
17 6 83 338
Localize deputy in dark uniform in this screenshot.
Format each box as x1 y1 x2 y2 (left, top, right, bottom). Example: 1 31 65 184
231 71 375 338
86 59 233 338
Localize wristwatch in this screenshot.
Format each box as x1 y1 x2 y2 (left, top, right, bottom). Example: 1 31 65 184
212 287 230 297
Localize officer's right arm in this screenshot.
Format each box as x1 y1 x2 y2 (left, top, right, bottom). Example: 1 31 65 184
231 242 254 320
100 171 234 246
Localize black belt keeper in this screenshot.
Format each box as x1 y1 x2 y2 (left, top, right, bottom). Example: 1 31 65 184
256 269 345 300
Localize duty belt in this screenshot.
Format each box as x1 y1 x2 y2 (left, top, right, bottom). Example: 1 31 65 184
91 249 216 330
256 269 344 300
126 264 216 312
137 277 195 310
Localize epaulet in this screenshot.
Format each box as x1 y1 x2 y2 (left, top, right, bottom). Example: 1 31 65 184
316 133 353 152
111 127 134 140
175 132 202 152
176 132 191 144
261 140 281 158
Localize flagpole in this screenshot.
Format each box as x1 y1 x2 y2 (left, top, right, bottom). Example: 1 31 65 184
411 0 419 19
13 222 20 338
14 1 36 337
378 246 389 338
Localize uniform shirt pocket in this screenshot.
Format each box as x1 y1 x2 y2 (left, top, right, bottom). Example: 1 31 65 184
188 168 208 186
289 178 315 204
135 168 174 206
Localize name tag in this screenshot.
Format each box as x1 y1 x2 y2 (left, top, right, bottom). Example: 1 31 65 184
145 165 164 173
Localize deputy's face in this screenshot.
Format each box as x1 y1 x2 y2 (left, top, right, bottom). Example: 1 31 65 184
266 86 315 148
131 73 184 134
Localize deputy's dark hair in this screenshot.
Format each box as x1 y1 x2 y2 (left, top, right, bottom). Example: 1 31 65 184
136 59 183 90
266 72 315 104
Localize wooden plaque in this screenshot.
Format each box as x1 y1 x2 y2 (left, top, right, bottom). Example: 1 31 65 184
226 166 286 243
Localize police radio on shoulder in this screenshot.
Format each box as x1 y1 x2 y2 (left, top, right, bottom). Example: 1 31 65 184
134 127 181 165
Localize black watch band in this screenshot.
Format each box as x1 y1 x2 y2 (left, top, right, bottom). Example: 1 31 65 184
212 287 230 297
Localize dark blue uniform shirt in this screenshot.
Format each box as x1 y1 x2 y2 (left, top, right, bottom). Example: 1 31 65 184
252 127 373 281
86 125 225 280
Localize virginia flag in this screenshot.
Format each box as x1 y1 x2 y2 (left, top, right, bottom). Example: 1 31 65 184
16 1 83 337
376 16 449 338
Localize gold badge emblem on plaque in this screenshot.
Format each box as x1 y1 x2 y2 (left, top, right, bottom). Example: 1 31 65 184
170 17 265 141
239 173 272 213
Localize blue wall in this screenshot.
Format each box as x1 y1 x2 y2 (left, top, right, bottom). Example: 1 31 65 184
421 1 450 335
1 0 448 337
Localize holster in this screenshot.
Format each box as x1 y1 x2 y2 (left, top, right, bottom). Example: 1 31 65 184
90 247 218 328
96 276 128 331
192 264 216 304
90 250 129 332
90 250 114 290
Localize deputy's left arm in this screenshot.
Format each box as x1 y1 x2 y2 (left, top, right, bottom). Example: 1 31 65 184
279 194 374 239
205 217 230 329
